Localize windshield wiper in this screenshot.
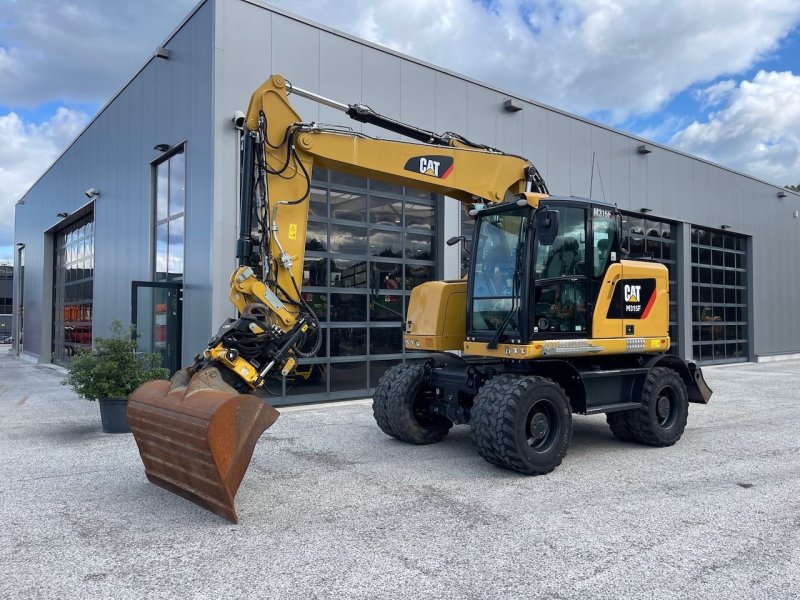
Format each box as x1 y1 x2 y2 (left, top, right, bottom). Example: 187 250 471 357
487 248 523 350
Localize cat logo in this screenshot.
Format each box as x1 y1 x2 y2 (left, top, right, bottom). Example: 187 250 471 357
404 155 454 179
624 284 641 303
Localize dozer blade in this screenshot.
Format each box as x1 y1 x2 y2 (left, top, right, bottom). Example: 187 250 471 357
127 366 279 524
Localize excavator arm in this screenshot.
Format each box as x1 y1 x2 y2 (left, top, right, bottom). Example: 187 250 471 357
209 74 546 387
127 74 548 523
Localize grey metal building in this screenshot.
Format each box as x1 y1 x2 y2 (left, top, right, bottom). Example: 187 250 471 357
13 0 800 404
0 264 12 341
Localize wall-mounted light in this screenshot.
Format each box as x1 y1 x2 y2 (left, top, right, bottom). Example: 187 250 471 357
153 143 171 152
232 111 246 129
721 225 731 230
503 98 523 112
56 212 69 218
639 207 653 213
85 188 100 199
777 190 787 198
155 47 170 60
637 144 652 154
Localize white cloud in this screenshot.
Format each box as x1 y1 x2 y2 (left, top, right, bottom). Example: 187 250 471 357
269 0 800 121
0 108 89 260
695 79 737 109
670 70 800 185
0 0 196 106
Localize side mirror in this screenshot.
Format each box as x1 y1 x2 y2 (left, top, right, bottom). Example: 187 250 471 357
446 235 465 247
536 209 560 246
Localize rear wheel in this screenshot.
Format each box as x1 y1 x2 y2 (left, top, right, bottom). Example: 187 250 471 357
606 367 688 447
470 375 572 475
373 364 452 444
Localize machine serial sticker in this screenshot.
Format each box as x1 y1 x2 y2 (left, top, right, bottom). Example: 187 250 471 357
288 223 298 240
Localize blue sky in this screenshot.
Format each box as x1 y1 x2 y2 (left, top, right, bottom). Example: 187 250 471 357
2 0 800 262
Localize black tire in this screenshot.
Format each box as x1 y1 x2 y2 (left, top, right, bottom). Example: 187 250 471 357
372 364 452 445
606 410 635 442
606 367 688 447
470 375 572 475
372 364 408 438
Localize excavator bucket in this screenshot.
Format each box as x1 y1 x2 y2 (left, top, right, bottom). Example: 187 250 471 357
127 366 279 523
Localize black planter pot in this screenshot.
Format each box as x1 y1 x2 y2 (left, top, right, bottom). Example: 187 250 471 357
98 397 131 433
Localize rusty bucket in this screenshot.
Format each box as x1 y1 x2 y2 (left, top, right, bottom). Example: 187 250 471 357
127 366 279 524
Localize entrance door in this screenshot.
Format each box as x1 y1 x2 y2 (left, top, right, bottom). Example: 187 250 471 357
131 281 183 374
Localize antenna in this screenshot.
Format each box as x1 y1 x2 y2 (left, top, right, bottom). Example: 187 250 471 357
589 152 607 203
596 159 607 203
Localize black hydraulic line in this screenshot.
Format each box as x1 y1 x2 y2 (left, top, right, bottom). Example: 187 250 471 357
345 104 453 146
236 132 256 266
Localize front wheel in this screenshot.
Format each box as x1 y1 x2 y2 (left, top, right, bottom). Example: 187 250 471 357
372 364 452 445
470 375 572 475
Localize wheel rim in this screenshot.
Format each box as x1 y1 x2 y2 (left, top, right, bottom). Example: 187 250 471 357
413 388 442 426
525 398 560 451
655 386 677 428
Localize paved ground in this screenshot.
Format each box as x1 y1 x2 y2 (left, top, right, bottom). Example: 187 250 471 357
1 345 798 599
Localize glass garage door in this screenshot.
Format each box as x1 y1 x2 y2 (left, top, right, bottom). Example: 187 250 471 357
691 228 749 364
272 168 438 404
53 214 95 364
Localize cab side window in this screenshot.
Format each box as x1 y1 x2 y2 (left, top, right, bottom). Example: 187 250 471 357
532 206 588 335
534 207 586 279
593 214 618 277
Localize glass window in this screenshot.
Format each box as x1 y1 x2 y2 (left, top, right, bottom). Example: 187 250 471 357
405 233 434 261
405 202 435 230
156 162 168 222
369 230 402 258
535 207 586 279
369 196 402 226
330 224 367 255
331 293 366 321
169 151 185 217
330 189 366 220
153 145 186 282
532 281 587 333
592 214 617 278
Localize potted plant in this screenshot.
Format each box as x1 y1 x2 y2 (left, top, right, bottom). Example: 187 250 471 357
63 321 170 433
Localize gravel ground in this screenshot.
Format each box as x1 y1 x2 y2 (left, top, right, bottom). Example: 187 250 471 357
1 346 798 599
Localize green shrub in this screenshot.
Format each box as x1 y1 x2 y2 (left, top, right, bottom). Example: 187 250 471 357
63 321 170 401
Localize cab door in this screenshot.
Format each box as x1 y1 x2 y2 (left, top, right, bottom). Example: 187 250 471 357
590 206 623 340
531 203 589 337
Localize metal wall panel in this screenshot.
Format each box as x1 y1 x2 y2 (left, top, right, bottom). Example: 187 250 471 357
466 84 498 150
609 133 631 209
362 47 402 140
14 1 214 361
546 113 570 194
521 104 548 182
569 120 592 197
588 126 612 203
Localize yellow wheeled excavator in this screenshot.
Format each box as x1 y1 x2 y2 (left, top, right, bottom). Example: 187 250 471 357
128 74 712 523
